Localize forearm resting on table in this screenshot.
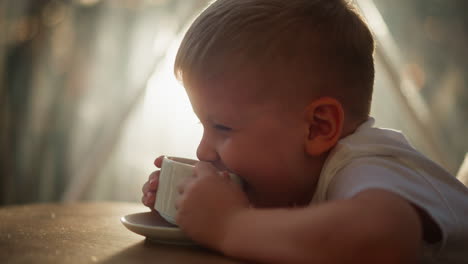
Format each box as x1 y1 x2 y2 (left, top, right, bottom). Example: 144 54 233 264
220 189 422 264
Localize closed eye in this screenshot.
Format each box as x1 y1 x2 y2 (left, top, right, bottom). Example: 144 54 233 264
213 124 232 132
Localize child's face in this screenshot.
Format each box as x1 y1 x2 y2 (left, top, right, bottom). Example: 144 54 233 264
184 70 323 208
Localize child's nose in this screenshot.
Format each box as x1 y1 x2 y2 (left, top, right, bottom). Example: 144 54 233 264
196 133 219 162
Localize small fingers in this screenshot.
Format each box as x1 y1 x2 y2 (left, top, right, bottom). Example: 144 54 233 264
175 195 186 211
142 191 156 207
177 171 197 194
143 171 159 194
146 192 156 206
148 170 160 182
148 171 160 191
142 181 150 194
177 180 187 194
154 156 165 168
142 171 158 206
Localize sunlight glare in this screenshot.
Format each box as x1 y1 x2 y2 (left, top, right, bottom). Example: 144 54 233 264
142 36 202 159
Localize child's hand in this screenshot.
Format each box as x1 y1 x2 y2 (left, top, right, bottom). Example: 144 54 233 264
141 156 164 210
175 161 250 249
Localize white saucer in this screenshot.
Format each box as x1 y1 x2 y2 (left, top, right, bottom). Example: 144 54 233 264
120 211 194 246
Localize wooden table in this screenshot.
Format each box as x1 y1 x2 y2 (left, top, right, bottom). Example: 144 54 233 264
0 202 243 263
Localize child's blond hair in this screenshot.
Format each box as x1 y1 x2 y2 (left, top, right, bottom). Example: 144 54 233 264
175 0 375 122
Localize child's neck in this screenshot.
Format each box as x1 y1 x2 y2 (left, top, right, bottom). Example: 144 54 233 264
340 116 369 139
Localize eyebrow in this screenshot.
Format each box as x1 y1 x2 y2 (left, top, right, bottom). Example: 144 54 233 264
205 113 243 127
192 102 247 125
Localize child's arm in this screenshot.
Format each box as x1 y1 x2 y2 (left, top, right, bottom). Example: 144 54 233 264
176 163 422 264
221 189 422 264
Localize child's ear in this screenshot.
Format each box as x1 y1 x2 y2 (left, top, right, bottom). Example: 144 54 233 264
304 97 344 156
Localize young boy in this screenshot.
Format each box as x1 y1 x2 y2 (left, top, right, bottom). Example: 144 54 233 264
141 0 468 263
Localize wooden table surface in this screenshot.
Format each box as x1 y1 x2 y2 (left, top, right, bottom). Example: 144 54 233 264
0 202 244 264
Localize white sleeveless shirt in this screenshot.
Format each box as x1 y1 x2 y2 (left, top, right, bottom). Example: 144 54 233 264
312 117 468 264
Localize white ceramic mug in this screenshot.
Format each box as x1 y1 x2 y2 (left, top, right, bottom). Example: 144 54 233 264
154 156 242 225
